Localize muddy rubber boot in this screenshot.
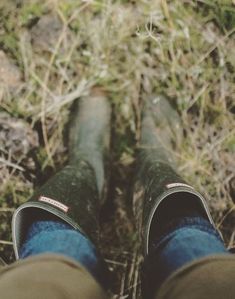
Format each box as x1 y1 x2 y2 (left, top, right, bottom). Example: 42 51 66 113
12 89 111 259
133 95 215 257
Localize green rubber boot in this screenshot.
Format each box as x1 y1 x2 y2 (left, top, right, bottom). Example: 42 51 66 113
133 95 215 257
12 89 111 259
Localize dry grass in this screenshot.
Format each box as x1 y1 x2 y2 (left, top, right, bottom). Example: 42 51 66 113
0 0 235 298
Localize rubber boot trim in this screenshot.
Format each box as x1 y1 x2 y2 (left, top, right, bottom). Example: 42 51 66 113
145 186 214 256
12 202 86 259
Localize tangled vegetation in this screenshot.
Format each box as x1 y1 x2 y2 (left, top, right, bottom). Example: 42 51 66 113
0 1 235 298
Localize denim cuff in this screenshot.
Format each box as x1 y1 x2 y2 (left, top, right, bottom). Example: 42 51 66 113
152 216 222 252
142 216 228 299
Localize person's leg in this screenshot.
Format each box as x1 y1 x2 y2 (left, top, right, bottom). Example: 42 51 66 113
0 255 109 299
133 96 230 299
142 194 229 298
18 210 106 286
12 90 111 289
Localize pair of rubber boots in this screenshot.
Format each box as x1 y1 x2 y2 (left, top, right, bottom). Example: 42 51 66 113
12 90 214 286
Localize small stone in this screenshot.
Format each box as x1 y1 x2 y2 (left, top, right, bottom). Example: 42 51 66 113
0 51 22 91
30 14 65 53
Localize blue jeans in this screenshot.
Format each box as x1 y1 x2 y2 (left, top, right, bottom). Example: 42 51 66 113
143 216 228 298
20 217 228 295
19 221 108 288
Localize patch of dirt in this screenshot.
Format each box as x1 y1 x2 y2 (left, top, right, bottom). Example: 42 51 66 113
0 112 39 163
0 51 22 91
0 112 38 158
30 14 67 53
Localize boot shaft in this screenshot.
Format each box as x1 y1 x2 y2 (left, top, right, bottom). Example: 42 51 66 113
12 92 111 259
134 96 214 256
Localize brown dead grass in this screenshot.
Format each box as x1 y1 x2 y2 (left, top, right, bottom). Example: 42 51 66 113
0 0 235 298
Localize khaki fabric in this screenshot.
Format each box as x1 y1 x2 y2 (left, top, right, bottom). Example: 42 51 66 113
0 254 235 299
156 255 235 299
0 254 108 299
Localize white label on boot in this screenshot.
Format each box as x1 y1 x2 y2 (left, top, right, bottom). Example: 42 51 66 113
166 183 194 190
39 196 69 213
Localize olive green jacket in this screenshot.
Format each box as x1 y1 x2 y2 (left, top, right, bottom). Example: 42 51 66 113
0 254 234 299
156 255 235 299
